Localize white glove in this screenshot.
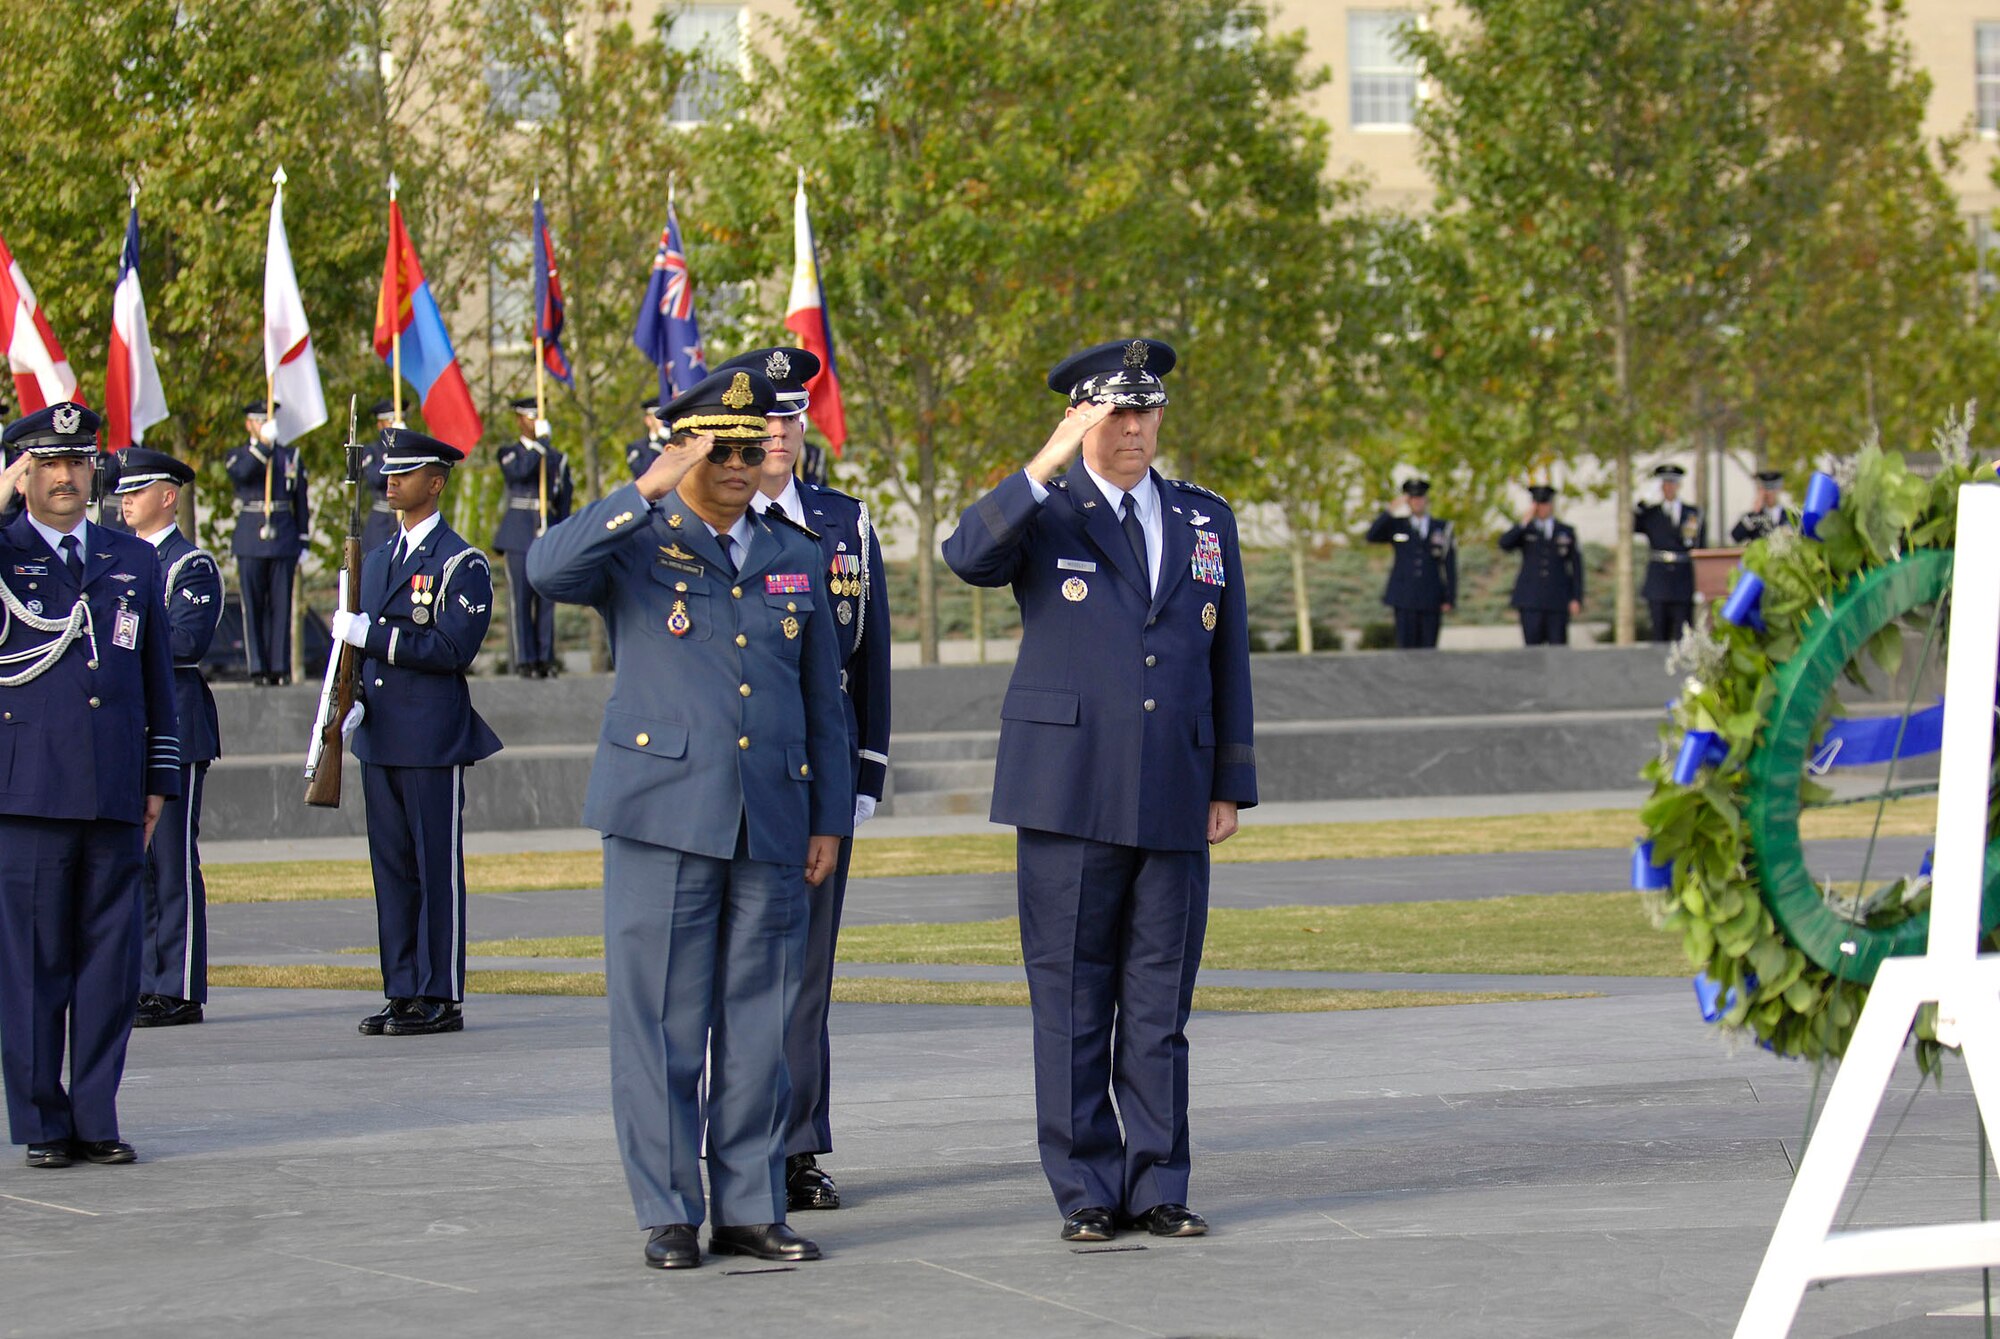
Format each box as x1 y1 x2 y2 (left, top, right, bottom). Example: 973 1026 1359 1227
534 418 552 439
854 794 877 827
331 609 369 648
341 701 364 743
258 419 279 444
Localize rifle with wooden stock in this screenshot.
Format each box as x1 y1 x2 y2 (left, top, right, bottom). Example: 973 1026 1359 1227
304 396 363 807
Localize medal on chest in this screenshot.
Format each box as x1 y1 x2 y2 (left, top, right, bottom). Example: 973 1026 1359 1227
1191 530 1226 586
667 598 691 637
409 573 435 625
827 551 861 598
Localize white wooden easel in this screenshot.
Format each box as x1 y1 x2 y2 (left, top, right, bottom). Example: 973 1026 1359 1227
1735 482 2000 1336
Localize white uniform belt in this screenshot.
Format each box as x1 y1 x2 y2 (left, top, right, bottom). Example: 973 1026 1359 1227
507 497 543 510
241 501 283 513
1649 552 1684 564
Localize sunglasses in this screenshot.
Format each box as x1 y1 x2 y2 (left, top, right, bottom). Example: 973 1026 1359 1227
704 439 770 466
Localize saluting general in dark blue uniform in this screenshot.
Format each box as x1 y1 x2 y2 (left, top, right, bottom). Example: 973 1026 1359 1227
625 395 665 479
720 346 893 1214
114 449 224 1028
943 338 1257 1245
1365 477 1457 649
1636 462 1704 643
529 368 852 1272
356 399 403 554
492 396 572 679
1498 483 1585 646
224 399 310 685
330 430 501 1039
0 405 181 1169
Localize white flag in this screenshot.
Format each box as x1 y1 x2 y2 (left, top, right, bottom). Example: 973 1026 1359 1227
263 167 326 444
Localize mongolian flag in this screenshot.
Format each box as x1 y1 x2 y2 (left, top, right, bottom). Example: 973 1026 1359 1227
374 197 483 451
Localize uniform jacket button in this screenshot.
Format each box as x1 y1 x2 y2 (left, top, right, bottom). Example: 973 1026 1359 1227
799 764 810 777
88 696 102 708
731 586 742 598
739 684 752 697
738 735 750 749
1144 654 1157 667
636 732 650 747
734 634 747 647
1143 698 1156 712
373 678 384 688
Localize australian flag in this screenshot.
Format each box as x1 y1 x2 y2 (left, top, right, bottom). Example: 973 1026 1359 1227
633 199 706 402
532 196 572 386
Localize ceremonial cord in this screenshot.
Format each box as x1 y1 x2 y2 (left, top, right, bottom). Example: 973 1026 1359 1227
0 580 97 687
853 500 872 652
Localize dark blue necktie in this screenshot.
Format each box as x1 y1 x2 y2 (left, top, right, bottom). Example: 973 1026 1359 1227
1120 495 1149 587
61 534 82 585
718 534 737 578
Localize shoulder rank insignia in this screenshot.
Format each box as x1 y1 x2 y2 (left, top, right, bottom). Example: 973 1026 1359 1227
765 507 820 541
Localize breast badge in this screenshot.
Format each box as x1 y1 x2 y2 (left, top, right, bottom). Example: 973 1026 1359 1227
1201 601 1217 631
837 600 853 625
667 599 691 637
781 615 800 640
1061 577 1088 602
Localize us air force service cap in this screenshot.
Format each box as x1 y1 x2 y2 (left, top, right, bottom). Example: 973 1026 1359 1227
111 447 195 493
378 427 465 474
1048 338 1176 408
716 347 820 418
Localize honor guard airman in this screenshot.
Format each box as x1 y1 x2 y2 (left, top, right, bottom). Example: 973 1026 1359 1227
1498 484 1585 645
115 449 225 1028
625 395 666 478
92 451 133 536
492 395 572 678
356 399 403 553
0 405 181 1169
943 338 1257 1244
224 399 310 684
1366 478 1456 649
1636 463 1705 642
719 345 892 1213
527 367 852 1271
330 429 501 1038
1731 470 1790 543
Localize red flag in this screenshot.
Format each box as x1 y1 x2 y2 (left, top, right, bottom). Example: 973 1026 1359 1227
0 230 81 413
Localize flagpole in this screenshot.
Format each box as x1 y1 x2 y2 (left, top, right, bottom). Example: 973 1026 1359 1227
261 167 283 541
532 185 548 535
388 175 404 426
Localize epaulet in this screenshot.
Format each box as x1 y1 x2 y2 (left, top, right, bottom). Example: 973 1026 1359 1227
803 480 860 506
1170 479 1232 508
765 507 821 542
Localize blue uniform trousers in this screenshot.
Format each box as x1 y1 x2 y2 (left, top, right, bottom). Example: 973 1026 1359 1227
140 763 208 1003
237 556 295 676
604 829 808 1230
361 763 467 1002
1017 828 1208 1217
1519 609 1570 646
1392 608 1441 649
503 550 556 669
784 822 854 1157
1649 599 1692 644
0 815 143 1144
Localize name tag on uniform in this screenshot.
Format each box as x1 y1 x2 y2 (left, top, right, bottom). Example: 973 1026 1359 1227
1191 531 1226 586
113 607 140 650
657 558 704 578
13 563 47 576
1057 558 1097 572
766 573 812 595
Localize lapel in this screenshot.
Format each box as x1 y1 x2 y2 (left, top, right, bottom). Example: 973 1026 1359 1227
737 511 790 587
1151 474 1195 616
1059 467 1147 597
76 522 120 591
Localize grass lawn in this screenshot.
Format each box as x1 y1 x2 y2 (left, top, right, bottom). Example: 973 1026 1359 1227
451 892 1688 979
204 796 1939 905
206 964 1585 1011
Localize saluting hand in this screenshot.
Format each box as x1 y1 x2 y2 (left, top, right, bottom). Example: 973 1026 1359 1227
1026 401 1113 484
0 452 27 512
804 834 840 887
635 435 707 503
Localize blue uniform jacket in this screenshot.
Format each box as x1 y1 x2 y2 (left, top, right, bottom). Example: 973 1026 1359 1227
526 481 854 863
942 467 1257 853
350 520 502 769
0 515 181 821
224 441 310 557
1365 511 1457 610
626 436 663 480
794 481 892 802
492 437 574 553
1498 519 1584 612
152 527 224 763
356 439 400 553
1636 502 1705 601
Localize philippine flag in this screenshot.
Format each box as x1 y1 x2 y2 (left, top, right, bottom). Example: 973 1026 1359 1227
104 198 169 451
0 229 81 413
374 198 483 452
782 172 847 454
263 167 328 445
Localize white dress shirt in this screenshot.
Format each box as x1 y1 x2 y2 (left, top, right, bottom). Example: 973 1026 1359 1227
392 510 443 566
1024 465 1162 596
751 479 805 526
28 513 88 562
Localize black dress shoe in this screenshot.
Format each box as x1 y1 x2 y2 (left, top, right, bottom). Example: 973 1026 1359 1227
77 1140 135 1165
786 1153 841 1210
358 999 410 1036
1060 1206 1117 1242
24 1142 72 1168
134 996 202 1028
709 1222 821 1261
1127 1203 1208 1237
644 1224 701 1270
384 999 463 1036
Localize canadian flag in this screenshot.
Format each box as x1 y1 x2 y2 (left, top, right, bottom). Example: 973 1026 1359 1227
104 197 169 450
262 166 327 444
0 229 81 413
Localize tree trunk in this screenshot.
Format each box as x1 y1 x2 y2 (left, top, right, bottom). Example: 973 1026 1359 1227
1288 522 1313 655
1611 249 1638 646
971 584 985 663
916 436 938 666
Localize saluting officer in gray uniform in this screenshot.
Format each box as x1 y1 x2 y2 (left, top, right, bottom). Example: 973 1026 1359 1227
528 367 852 1272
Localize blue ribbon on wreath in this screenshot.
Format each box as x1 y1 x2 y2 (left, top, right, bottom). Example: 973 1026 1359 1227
1719 572 1765 631
1800 471 1840 539
1671 729 1729 785
1807 702 1945 773
1630 839 1674 890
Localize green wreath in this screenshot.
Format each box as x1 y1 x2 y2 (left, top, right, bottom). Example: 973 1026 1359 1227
1639 420 2000 1067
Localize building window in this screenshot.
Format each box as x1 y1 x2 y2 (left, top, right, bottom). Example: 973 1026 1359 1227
488 235 532 356
1979 24 2000 132
666 4 745 125
1349 10 1418 130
